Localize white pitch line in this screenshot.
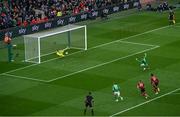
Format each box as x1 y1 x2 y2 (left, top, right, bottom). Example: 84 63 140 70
171 93 180 95
1 50 84 74
2 45 159 83
2 73 48 83
1 22 173 82
3 22 178 77
91 25 171 50
0 24 169 75
119 40 159 47
109 88 180 117
120 24 180 41
47 46 159 82
1 43 159 83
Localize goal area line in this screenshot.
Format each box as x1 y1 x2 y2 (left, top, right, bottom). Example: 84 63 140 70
24 47 84 64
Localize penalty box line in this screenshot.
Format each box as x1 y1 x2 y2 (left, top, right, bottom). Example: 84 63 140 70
171 93 180 95
1 73 49 83
109 88 180 117
1 45 159 83
118 40 159 47
47 45 159 82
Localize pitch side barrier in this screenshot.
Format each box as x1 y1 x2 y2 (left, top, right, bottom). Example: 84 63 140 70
0 0 140 40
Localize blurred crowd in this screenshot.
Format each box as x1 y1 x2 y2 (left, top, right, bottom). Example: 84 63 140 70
146 1 170 12
0 0 132 30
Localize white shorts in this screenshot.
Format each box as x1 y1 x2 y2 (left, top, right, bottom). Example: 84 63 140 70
114 91 120 97
140 63 145 67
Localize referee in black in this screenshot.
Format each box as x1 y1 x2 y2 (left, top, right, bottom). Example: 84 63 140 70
84 92 94 116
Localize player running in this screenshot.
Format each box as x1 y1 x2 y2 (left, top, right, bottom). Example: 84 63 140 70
150 73 160 94
137 80 149 99
112 82 123 102
136 53 149 71
56 47 68 57
84 92 94 116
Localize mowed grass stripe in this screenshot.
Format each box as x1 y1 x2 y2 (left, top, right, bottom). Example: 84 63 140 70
51 64 180 116
110 88 180 116
0 8 180 116
5 42 152 81
48 46 158 82
2 24 180 82
1 22 175 76
2 73 48 82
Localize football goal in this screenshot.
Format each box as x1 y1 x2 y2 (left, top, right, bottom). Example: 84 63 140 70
24 24 87 64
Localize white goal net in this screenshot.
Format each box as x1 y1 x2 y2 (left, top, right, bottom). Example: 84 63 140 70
24 24 87 64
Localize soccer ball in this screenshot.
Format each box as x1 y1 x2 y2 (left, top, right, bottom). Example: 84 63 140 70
65 52 68 55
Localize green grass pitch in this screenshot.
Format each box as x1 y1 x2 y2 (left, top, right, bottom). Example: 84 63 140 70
0 7 180 116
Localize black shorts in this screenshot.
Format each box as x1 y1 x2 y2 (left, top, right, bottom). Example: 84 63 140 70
154 82 159 86
140 88 145 94
153 82 159 89
85 102 93 108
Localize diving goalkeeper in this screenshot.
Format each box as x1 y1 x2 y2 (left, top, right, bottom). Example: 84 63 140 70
136 53 149 71
56 47 69 57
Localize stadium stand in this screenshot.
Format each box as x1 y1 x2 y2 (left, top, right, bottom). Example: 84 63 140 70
0 0 132 30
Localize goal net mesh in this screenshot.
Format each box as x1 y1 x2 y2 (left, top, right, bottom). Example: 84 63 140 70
24 24 87 64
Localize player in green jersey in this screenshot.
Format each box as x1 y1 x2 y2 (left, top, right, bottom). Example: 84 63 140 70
112 82 123 102
136 53 149 71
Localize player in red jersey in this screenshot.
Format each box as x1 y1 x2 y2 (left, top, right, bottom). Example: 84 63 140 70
150 73 160 94
137 80 149 99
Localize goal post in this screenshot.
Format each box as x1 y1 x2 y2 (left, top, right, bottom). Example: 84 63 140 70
24 24 87 64
24 36 40 63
